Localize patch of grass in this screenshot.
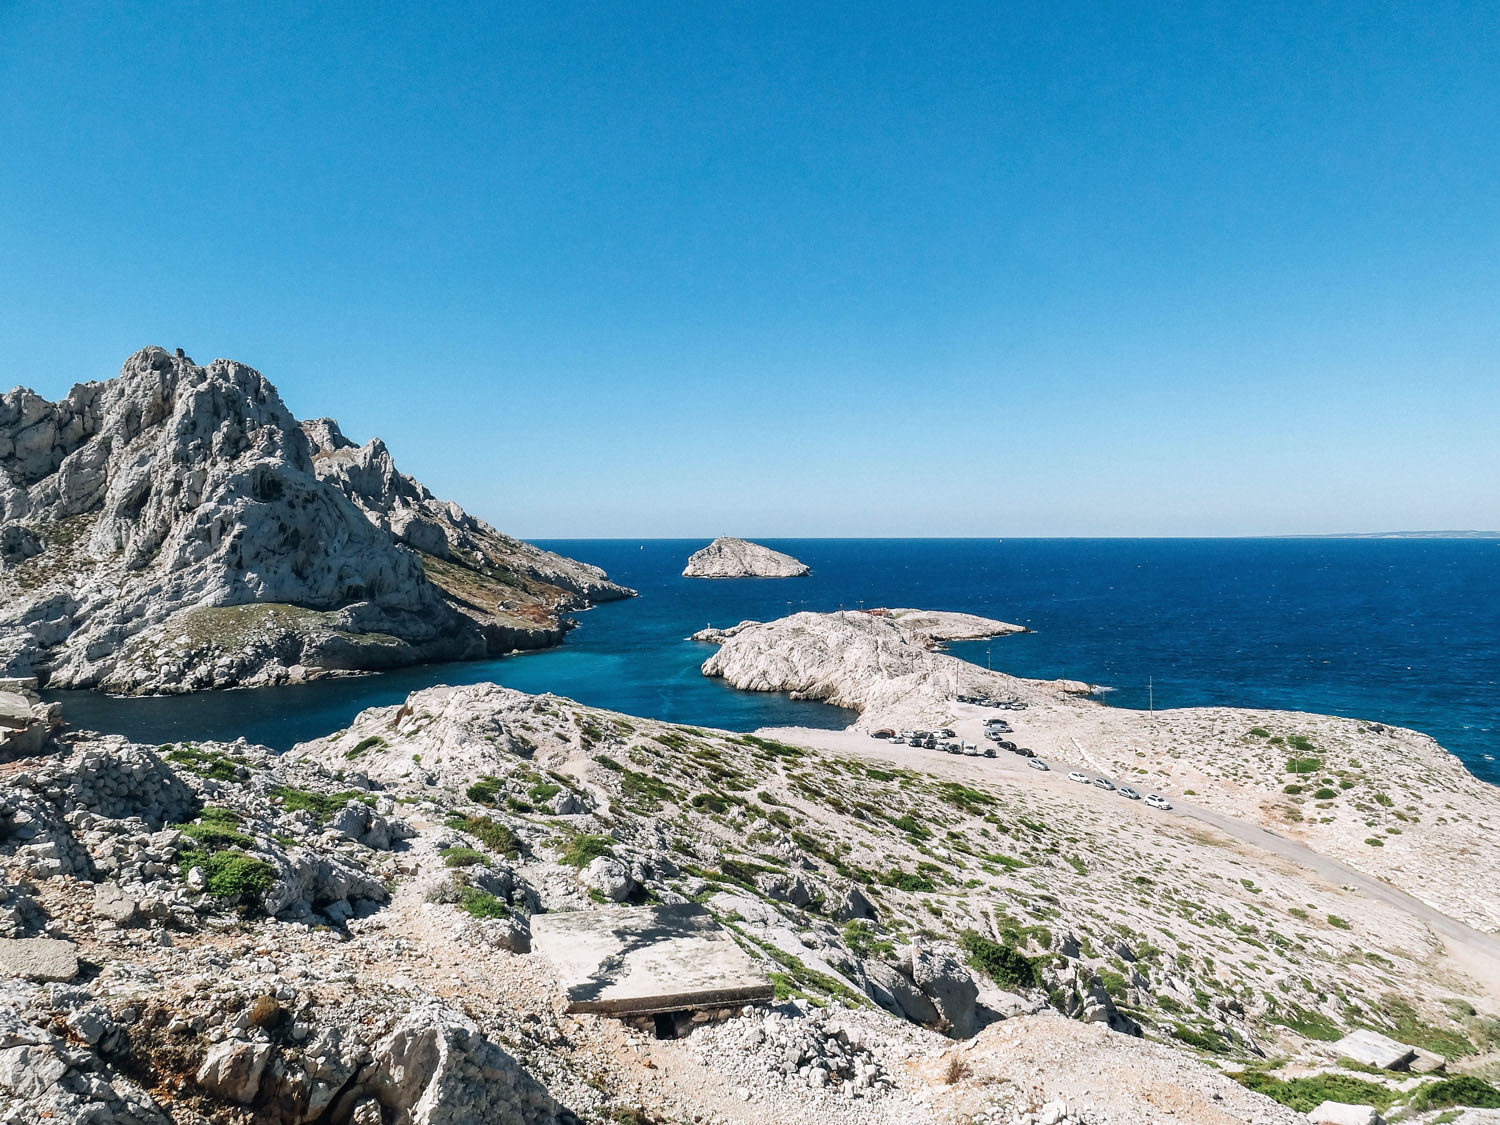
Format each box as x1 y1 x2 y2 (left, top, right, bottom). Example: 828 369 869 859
1327 914 1351 929
1237 1071 1396 1112
881 869 936 893
1408 1076 1500 1111
346 735 386 758
841 920 894 958
890 813 929 839
182 850 275 899
444 814 522 857
934 781 996 813
1286 757 1323 775
441 846 486 868
561 833 616 868
1172 1023 1231 1054
958 929 1038 989
1248 726 1271 737
270 786 372 824
165 743 242 782
1272 1006 1343 1042
178 821 254 851
1373 791 1395 807
458 887 510 919
1364 836 1385 847
466 776 504 806
1313 788 1338 800
1286 734 1317 753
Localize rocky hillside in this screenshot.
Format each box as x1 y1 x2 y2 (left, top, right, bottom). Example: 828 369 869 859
0 348 631 694
6 678 1498 1122
682 538 810 578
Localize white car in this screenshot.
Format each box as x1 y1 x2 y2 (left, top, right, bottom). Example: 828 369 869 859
1145 793 1173 810
1028 759 1049 771
962 742 980 756
1067 771 1090 784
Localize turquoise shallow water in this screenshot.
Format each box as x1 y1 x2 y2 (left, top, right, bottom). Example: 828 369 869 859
52 538 1500 784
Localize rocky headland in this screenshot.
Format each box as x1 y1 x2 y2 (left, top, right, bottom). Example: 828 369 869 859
3 679 1497 1123
682 538 810 578
697 610 1087 728
0 348 632 694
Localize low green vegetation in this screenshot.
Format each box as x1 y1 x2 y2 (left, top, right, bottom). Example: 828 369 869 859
444 813 522 857
182 850 276 899
1408 1076 1500 1111
458 887 510 919
441 846 485 868
164 743 243 782
270 786 372 823
958 929 1038 990
561 833 616 868
466 776 504 806
1236 1071 1397 1112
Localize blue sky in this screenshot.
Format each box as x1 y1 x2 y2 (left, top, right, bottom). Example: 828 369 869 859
2 2 1496 536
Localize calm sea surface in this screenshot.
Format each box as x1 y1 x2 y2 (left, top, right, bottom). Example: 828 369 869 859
51 539 1500 784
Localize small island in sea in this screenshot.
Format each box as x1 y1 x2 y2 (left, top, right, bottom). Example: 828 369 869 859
682 536 811 578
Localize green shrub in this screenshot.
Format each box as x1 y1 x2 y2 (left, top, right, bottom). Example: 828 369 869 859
1286 757 1322 775
1236 1071 1396 1111
199 806 242 826
881 870 935 893
466 776 504 806
165 744 240 781
1373 792 1394 807
1313 788 1338 800
179 821 254 851
350 735 386 755
561 834 616 868
1248 727 1271 737
1171 1023 1230 1054
185 850 275 899
442 846 486 868
270 786 372 823
1327 914 1351 929
528 782 561 804
458 888 510 919
958 929 1038 989
444 814 522 857
1272 1005 1343 1041
1287 734 1317 753
1409 1076 1500 1110
1283 784 1305 794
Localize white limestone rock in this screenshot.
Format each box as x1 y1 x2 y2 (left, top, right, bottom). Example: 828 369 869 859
0 348 631 694
682 537 810 578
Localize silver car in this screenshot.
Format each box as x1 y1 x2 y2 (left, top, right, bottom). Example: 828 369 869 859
1118 786 1141 800
1093 777 1115 791
1028 759 1049 772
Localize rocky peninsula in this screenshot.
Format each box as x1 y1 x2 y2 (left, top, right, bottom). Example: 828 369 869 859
682 537 810 578
0 348 632 694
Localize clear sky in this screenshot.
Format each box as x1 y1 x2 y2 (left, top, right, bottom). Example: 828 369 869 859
2 2 1496 537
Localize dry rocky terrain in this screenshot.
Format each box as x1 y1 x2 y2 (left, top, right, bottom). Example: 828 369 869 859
0 348 630 694
4 673 1500 1123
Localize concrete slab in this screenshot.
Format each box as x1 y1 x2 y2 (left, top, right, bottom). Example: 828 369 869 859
0 938 79 982
530 903 774 1016
1331 1028 1415 1071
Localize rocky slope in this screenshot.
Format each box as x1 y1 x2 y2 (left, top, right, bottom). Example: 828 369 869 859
0 348 631 694
682 538 810 578
3 681 1499 1122
698 610 1089 728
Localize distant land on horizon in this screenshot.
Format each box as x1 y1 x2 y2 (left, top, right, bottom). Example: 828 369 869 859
1294 530 1500 539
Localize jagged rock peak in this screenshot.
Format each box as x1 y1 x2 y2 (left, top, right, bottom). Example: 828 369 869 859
682 537 810 578
0 347 631 694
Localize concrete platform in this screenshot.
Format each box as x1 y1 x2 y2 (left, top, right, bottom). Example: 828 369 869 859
529 903 774 1016
1331 1028 1415 1070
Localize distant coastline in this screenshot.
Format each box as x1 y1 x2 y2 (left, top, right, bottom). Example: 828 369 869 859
1283 530 1500 539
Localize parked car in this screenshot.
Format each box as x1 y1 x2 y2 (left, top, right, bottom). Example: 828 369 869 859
871 729 895 740
1118 786 1141 800
1028 759 1049 771
922 737 937 749
1145 793 1173 810
1015 747 1036 758
962 742 980 756
1093 777 1116 791
937 728 956 738
983 746 996 758
998 740 1016 751
983 719 1012 733
890 736 906 745
1067 771 1090 784
899 730 916 741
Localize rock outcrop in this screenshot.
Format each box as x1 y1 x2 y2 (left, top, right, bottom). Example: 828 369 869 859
0 677 60 761
0 348 631 693
697 610 1090 728
682 537 810 578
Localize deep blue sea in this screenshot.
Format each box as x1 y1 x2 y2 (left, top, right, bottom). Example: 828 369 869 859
52 539 1500 785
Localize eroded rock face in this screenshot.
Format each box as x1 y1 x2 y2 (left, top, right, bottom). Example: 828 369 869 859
682 537 810 578
0 348 631 693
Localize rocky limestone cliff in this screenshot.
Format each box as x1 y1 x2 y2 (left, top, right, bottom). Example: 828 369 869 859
682 537 810 578
698 610 1090 728
0 348 630 693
